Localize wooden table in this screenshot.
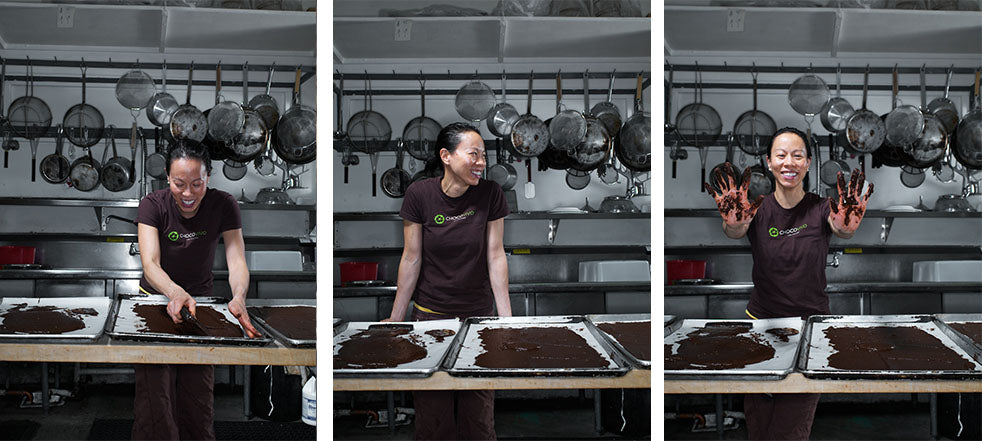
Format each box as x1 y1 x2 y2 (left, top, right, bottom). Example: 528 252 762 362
665 373 982 394
0 338 315 366
334 369 650 391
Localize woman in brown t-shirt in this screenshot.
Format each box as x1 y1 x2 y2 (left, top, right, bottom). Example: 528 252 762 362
386 122 511 440
705 127 874 440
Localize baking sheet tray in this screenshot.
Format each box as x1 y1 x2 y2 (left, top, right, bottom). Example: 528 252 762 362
0 297 112 341
333 319 462 378
106 294 272 346
587 313 651 369
936 313 982 356
443 316 631 377
246 299 315 347
665 315 682 336
797 315 982 379
665 317 805 380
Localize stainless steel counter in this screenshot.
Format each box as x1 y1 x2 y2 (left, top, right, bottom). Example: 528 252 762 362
334 282 652 297
665 282 981 295
0 269 316 281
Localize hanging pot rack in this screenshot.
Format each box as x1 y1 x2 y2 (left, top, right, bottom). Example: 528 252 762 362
333 70 650 97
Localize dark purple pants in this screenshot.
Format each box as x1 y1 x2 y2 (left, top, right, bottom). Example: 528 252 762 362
412 305 496 441
133 364 216 441
744 393 821 441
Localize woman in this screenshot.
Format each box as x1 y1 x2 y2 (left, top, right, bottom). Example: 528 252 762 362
705 127 873 440
134 140 260 440
386 122 511 440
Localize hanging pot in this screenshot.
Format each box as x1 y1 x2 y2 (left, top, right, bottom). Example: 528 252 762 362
820 65 854 134
487 71 520 138
380 139 412 198
228 63 267 162
274 67 316 164
906 66 946 169
403 76 442 161
39 124 70 184
591 70 622 139
927 66 960 135
569 71 611 172
207 62 246 145
170 62 208 143
734 70 776 156
884 67 925 149
69 139 104 192
953 70 981 169
146 128 168 180
675 67 721 148
146 61 179 127
548 72 587 153
101 128 135 192
487 138 517 191
845 66 885 154
510 71 549 158
614 73 650 172
63 64 104 148
820 134 850 187
248 64 281 130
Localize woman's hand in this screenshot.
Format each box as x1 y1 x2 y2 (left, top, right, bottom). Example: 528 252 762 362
166 292 195 325
705 163 764 229
829 170 873 236
227 297 262 338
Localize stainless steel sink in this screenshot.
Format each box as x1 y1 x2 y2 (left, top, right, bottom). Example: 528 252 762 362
912 260 982 283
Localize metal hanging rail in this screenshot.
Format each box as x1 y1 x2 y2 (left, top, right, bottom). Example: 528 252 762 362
333 70 650 97
667 81 971 93
664 63 980 75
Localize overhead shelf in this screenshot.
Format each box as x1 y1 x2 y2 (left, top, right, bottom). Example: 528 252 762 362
664 6 981 58
333 16 651 63
0 3 315 55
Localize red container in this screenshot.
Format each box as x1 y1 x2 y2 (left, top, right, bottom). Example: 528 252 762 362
339 262 378 286
666 259 706 285
0 246 36 265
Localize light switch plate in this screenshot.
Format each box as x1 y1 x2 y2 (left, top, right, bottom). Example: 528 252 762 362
727 9 745 32
395 19 412 41
57 6 75 28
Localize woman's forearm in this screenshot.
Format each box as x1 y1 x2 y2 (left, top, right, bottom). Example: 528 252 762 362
488 252 511 317
390 254 421 321
143 263 187 300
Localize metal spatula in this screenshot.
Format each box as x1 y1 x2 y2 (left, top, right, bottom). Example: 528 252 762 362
524 159 535 198
180 306 209 336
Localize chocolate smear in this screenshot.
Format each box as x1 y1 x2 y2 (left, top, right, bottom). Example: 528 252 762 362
334 327 427 369
597 321 651 360
250 306 315 340
665 325 776 370
949 322 982 346
132 304 242 337
473 326 609 369
0 303 98 334
766 327 799 343
424 329 455 343
824 326 975 371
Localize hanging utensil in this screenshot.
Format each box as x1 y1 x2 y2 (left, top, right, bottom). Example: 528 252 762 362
69 138 104 192
208 62 246 145
565 169 590 190
928 66 960 135
40 124 70 184
885 66 925 149
698 141 709 193
487 138 517 191
454 72 495 122
953 69 982 169
64 62 104 148
900 165 926 188
820 65 854 134
249 63 281 130
146 61 179 127
0 58 14 169
170 62 208 143
115 63 156 111
524 159 535 198
274 66 316 164
201 64 228 161
615 72 651 172
369 151 380 197
487 71 520 138
675 66 721 148
734 69 776 156
223 159 248 181
510 71 549 158
820 134 850 187
146 128 167 180
101 127 134 192
347 73 391 155
907 65 947 168
548 71 587 153
873 70 909 169
380 139 412 198
539 74 577 171
403 74 442 162
229 63 268 162
709 133 741 194
7 60 52 182
570 71 611 172
845 66 885 154
788 68 829 190
591 70 623 139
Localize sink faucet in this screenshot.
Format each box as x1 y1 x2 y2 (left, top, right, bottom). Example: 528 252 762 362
826 251 842 268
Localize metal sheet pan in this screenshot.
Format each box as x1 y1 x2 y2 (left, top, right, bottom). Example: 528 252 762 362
797 315 982 379
936 313 982 356
333 319 462 378
665 317 805 380
443 315 631 377
0 297 112 341
246 299 315 347
587 313 651 369
106 294 272 346
664 315 682 336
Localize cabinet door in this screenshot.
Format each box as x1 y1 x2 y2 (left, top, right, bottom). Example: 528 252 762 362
870 292 941 315
664 295 707 320
534 292 604 315
334 297 379 322
942 292 982 313
35 280 106 297
605 291 650 314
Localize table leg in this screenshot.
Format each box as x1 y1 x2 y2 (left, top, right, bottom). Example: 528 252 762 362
930 393 937 440
715 393 724 440
41 362 49 415
594 389 602 434
387 391 396 434
243 366 252 418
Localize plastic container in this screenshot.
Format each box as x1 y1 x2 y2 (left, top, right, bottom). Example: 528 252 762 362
665 260 706 285
301 375 316 426
339 262 378 286
0 246 36 265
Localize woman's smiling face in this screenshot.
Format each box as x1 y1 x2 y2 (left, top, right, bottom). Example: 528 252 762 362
442 130 486 187
768 132 811 190
168 158 208 218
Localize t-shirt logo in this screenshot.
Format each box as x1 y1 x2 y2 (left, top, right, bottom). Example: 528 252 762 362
168 231 180 241
769 224 808 238
768 227 779 237
167 230 208 241
434 214 446 225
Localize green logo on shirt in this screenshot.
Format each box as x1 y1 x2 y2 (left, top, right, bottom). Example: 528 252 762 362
769 224 808 238
434 210 476 225
167 230 207 241
768 227 779 237
168 231 179 241
434 214 445 224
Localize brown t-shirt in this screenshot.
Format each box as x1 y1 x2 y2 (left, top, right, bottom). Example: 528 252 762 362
400 177 510 315
746 192 832 319
137 188 242 297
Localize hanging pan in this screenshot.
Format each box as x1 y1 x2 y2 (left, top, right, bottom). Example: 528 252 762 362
548 71 587 153
170 62 208 143
347 74 391 155
380 139 412 198
591 70 622 139
455 73 495 122
146 128 167 180
675 67 722 149
953 69 981 169
101 126 137 192
820 134 850 187
820 65 855 133
845 66 885 154
201 65 228 161
615 72 651 172
487 138 517 191
538 74 577 171
928 66 960 135
7 60 52 182
207 62 245 145
39 125 70 184
906 65 946 168
64 63 104 148
403 75 442 161
510 71 549 158
146 61 179 127
249 63 281 130
274 67 316 164
228 63 267 162
569 70 611 172
488 71 520 138
115 63 156 112
884 66 925 149
873 69 910 169
734 69 776 156
69 138 104 192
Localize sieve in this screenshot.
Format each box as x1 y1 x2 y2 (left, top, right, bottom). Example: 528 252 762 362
346 74 391 155
64 63 104 148
7 60 52 181
454 73 495 122
115 63 156 111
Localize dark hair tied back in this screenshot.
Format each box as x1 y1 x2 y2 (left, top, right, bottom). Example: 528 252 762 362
166 139 212 176
422 122 480 175
768 127 812 159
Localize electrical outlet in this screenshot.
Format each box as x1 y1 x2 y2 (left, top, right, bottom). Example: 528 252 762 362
394 19 412 41
727 9 744 32
57 6 75 28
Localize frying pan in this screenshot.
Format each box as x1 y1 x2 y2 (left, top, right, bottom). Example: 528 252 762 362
487 71 519 138
569 71 611 172
101 128 135 192
906 66 946 168
927 66 959 134
403 76 441 161
872 73 908 169
146 61 179 127
7 61 52 182
510 72 549 158
614 73 651 172
170 62 208 143
115 64 156 111
884 67 924 149
201 66 228 161
380 139 412 198
454 74 495 122
709 134 741 194
820 65 854 133
207 62 246 145
845 66 885 153
820 134 850 187
548 72 587 153
591 71 622 138
675 68 721 148
746 155 774 200
222 159 247 181
63 64 104 148
487 138 517 191
249 64 280 130
953 70 981 169
69 139 104 192
733 70 776 155
274 67 316 164
539 76 577 171
228 64 268 162
146 128 167 180
39 124 70 184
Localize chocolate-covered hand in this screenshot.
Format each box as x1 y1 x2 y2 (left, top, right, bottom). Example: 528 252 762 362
829 170 874 234
228 297 262 338
705 163 764 227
